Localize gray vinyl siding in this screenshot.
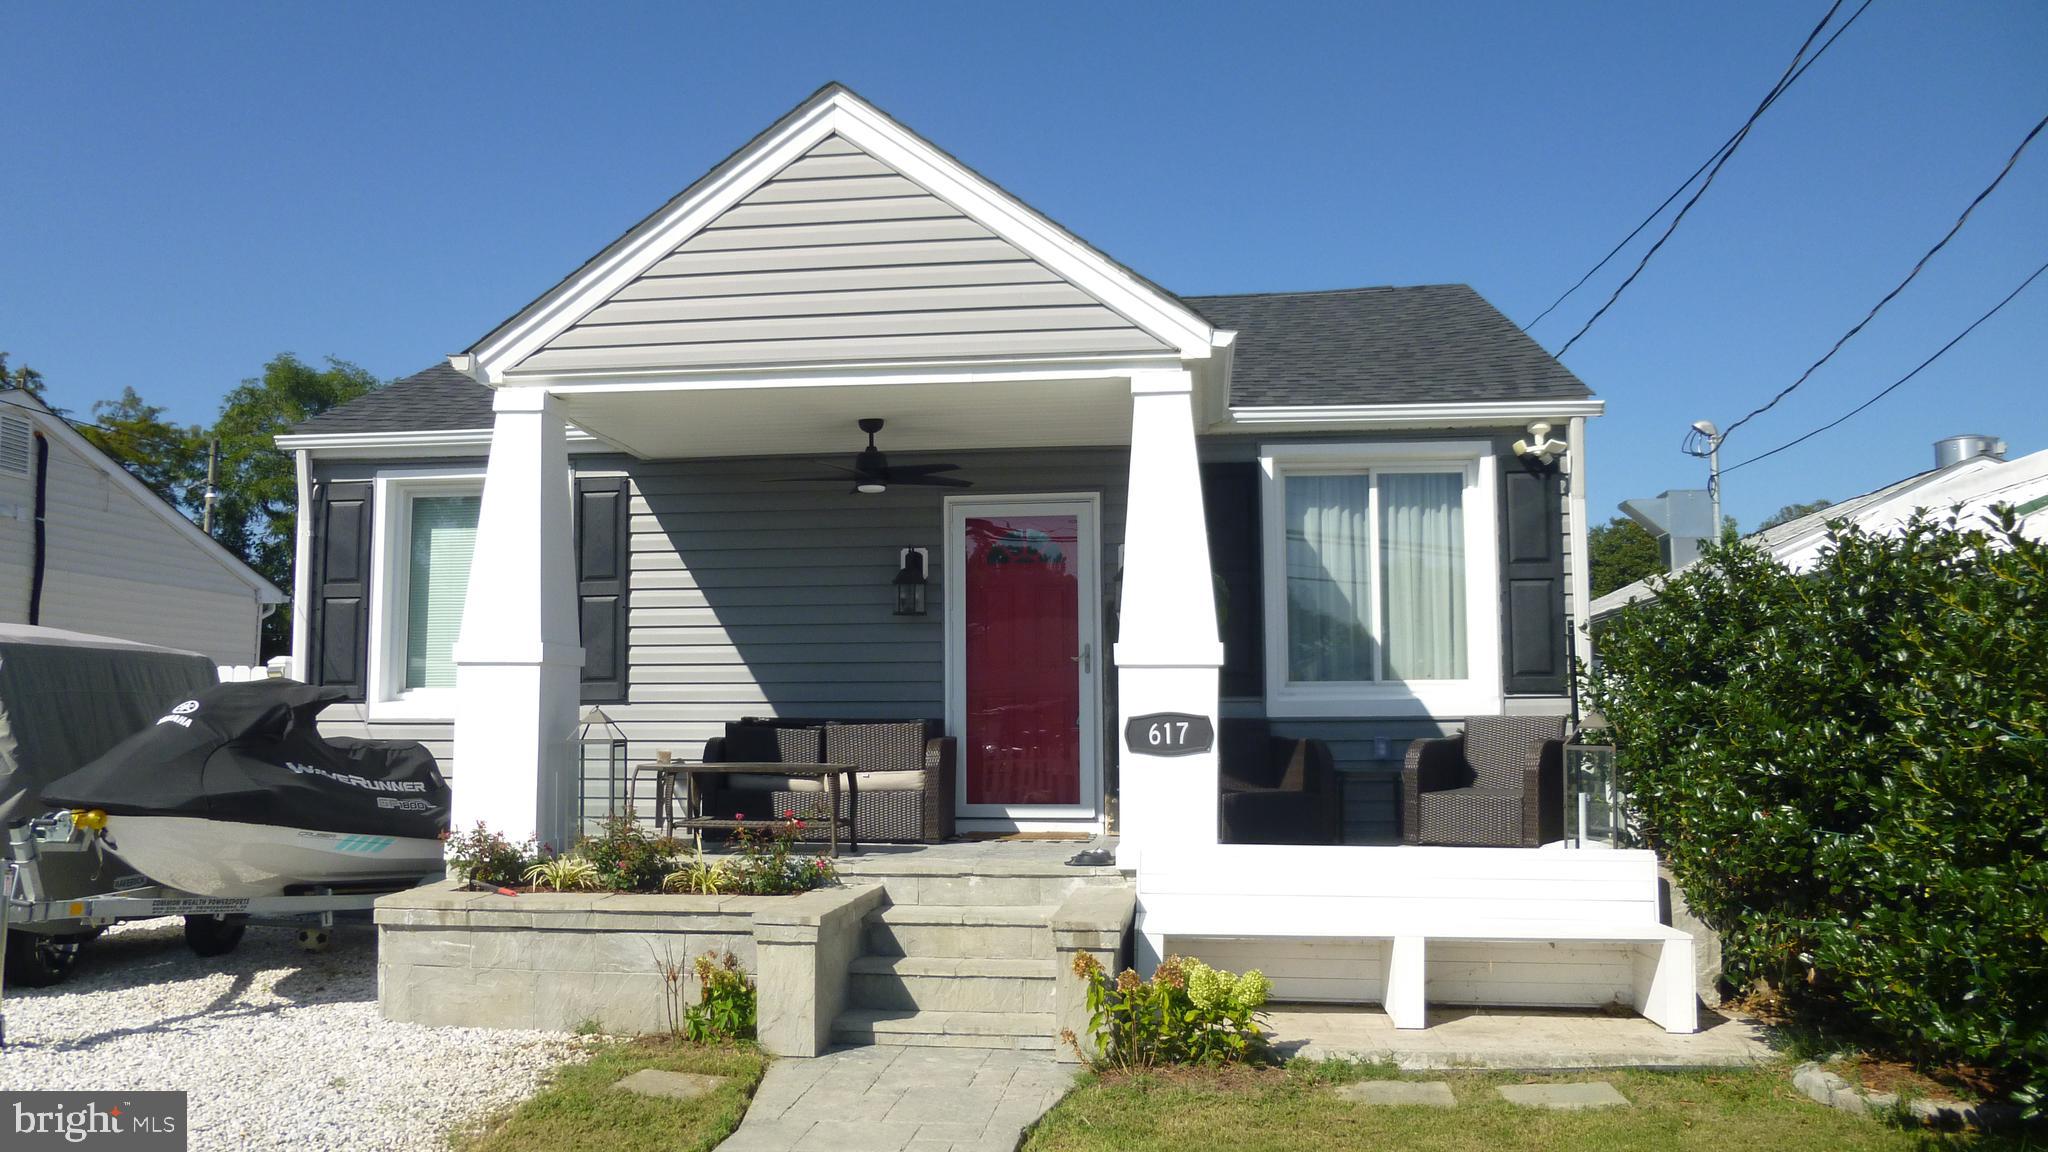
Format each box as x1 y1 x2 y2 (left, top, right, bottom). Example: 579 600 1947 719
510 135 1168 377
0 417 264 663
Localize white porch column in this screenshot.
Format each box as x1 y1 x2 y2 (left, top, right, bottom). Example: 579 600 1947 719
452 388 584 849
1114 369 1224 875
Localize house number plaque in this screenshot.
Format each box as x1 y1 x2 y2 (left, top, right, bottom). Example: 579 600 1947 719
1124 713 1214 757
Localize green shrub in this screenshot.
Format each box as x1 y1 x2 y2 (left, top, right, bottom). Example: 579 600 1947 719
1067 953 1271 1069
445 822 537 889
523 854 602 892
578 815 683 893
1587 511 2047 1109
684 950 757 1043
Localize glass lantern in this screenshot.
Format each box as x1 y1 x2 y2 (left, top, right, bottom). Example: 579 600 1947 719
1564 742 1621 848
577 705 630 835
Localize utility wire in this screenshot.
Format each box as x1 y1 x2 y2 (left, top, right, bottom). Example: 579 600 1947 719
1723 256 2048 474
1527 0 1874 331
1551 0 1848 357
1721 110 2048 439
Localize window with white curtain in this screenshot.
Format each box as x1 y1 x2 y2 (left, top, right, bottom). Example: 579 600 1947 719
367 472 483 718
403 494 480 689
1262 443 1499 717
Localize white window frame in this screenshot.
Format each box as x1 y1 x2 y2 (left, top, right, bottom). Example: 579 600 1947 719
366 467 485 721
1259 441 1501 718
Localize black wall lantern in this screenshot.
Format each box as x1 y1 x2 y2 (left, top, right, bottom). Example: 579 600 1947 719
894 547 929 616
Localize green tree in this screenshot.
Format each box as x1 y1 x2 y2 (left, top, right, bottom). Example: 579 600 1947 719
0 351 49 404
77 388 206 509
208 354 380 655
1757 498 1832 532
1587 516 1665 598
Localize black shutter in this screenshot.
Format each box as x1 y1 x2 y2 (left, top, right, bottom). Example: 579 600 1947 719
310 480 373 700
1500 459 1568 695
1200 462 1264 698
576 477 630 703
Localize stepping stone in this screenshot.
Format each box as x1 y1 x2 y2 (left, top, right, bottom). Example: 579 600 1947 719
1335 1080 1456 1108
611 1069 728 1101
1497 1081 1629 1110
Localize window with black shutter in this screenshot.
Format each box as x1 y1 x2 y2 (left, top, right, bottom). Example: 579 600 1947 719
1200 462 1264 698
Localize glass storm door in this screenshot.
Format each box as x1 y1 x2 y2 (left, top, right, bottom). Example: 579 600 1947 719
947 498 1100 822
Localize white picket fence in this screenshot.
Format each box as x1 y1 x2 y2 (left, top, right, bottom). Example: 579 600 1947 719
217 656 293 683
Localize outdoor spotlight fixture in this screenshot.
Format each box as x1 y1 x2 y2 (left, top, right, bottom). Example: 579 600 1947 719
893 547 929 616
1512 421 1570 467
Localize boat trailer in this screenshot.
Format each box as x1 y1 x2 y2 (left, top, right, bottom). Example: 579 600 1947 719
0 814 409 1047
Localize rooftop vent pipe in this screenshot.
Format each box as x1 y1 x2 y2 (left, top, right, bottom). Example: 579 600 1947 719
1934 435 2007 470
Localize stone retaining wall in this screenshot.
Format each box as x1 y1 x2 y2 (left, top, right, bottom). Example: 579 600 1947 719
375 880 883 1053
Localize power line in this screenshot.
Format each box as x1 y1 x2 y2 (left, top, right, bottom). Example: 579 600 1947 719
1527 0 1874 331
1721 110 2048 440
1724 256 2048 474
1551 0 1850 357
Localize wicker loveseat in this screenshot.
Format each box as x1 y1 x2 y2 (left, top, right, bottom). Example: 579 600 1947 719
698 718 955 844
1401 715 1565 848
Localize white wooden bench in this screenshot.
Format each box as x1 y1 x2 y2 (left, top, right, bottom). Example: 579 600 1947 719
1132 844 1699 1034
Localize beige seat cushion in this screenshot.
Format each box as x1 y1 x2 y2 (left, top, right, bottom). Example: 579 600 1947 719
777 769 928 793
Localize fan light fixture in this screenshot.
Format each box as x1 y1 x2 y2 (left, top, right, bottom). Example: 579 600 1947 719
771 419 972 495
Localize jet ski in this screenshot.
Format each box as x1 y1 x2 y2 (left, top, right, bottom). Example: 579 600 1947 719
41 681 450 898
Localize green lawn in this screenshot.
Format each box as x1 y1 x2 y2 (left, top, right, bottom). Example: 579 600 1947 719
455 1038 767 1152
1023 1062 2027 1152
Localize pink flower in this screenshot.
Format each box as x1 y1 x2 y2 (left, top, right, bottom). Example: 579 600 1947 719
735 812 745 821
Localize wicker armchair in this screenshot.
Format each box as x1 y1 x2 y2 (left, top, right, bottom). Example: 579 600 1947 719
1401 716 1565 848
699 718 955 844
1217 719 1342 845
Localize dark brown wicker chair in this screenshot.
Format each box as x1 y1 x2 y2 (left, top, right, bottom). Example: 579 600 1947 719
699 718 955 844
1401 716 1565 848
1217 719 1342 845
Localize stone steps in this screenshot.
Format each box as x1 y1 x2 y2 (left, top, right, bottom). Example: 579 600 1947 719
848 954 1054 1014
865 903 1058 959
832 1007 1059 1051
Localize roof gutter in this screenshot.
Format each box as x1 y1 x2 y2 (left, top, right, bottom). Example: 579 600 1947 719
1225 398 1605 430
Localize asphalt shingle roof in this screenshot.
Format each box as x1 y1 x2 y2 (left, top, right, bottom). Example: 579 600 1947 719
1189 284 1593 408
293 285 1591 436
291 362 495 434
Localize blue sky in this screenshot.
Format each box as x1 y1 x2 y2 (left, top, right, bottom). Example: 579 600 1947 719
2 1 2042 530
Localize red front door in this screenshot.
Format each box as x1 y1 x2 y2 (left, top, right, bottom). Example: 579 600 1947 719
962 513 1083 807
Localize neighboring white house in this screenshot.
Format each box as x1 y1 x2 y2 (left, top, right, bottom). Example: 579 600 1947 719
274 84 1711 1034
1593 436 2048 621
0 390 287 663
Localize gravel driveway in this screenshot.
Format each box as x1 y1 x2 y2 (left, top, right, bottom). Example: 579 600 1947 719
0 918 586 1150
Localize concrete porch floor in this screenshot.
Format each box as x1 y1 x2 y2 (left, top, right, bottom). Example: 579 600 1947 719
1267 1004 1776 1069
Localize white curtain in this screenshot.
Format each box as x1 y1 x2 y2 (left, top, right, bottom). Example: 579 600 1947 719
1285 474 1374 681
1379 472 1466 680
406 494 481 690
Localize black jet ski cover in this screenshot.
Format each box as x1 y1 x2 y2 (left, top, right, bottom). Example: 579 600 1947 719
42 681 450 840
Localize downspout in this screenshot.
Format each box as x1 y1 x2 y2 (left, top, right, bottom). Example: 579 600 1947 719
27 430 48 625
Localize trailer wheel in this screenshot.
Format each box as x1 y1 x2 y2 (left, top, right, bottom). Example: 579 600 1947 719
4 932 83 987
183 915 247 957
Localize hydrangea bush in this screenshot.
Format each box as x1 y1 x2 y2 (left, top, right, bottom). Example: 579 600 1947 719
1067 953 1272 1068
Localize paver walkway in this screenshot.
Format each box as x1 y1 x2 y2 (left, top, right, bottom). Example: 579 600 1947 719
715 1046 1077 1152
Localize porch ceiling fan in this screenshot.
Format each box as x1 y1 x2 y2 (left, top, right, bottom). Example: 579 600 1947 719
775 418 971 494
